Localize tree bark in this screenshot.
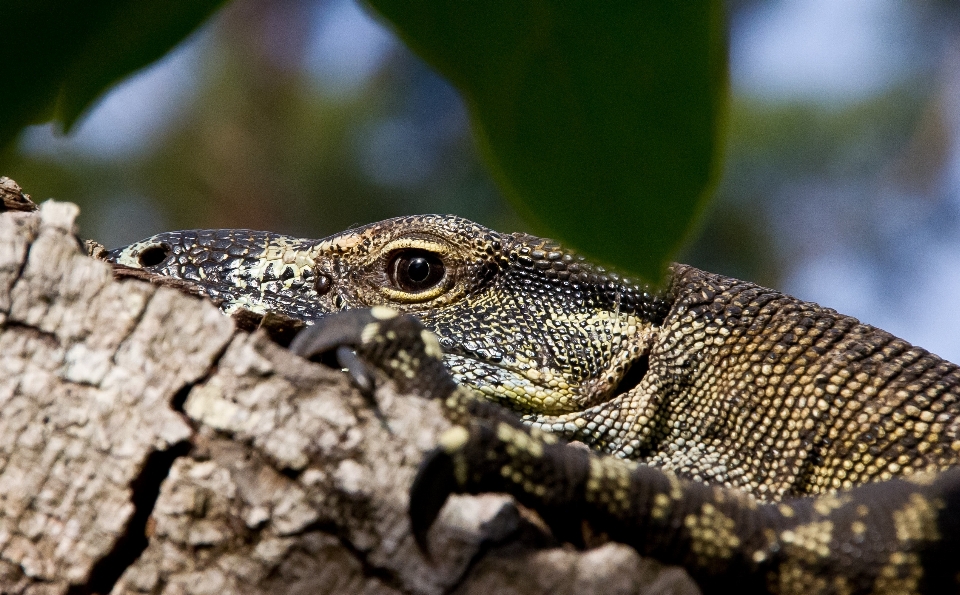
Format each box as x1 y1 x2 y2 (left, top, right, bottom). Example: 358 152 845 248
0 186 699 595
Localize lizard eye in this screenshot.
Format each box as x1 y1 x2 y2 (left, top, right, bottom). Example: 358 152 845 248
138 243 172 267
389 249 445 292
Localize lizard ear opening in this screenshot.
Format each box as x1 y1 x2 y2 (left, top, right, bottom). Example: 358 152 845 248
610 354 649 400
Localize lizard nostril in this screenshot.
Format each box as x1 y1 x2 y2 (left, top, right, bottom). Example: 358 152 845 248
138 244 171 268
314 273 333 296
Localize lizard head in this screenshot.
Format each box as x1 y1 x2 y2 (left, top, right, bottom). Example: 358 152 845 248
107 215 671 424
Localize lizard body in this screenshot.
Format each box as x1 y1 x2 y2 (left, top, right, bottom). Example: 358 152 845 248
107 215 960 592
294 308 960 595
107 215 960 500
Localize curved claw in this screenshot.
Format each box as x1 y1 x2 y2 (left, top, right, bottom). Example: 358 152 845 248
289 308 387 358
335 345 376 403
289 308 405 412
409 446 459 557
291 307 458 402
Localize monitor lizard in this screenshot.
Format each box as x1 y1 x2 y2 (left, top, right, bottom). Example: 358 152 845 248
106 214 960 594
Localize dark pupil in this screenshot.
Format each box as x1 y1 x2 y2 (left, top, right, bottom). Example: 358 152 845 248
407 257 430 282
390 249 445 292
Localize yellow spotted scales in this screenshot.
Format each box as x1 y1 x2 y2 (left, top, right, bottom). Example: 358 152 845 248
108 215 960 594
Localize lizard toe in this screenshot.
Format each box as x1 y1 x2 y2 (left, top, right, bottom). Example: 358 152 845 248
290 307 459 400
409 445 459 557
288 308 385 358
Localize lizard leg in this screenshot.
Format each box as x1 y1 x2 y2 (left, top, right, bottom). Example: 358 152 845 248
412 420 960 594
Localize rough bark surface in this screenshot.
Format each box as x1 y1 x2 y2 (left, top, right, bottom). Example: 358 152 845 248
0 177 36 213
0 197 700 595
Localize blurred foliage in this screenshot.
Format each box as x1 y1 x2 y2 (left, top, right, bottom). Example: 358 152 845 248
0 0 725 282
0 0 524 248
684 81 943 290
132 2 518 240
368 1 727 280
1 0 959 329
0 0 227 145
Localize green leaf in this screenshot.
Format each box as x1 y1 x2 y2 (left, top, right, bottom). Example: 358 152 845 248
0 0 227 148
365 1 727 281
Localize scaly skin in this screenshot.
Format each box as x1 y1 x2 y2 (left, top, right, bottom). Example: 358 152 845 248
294 308 960 595
107 215 960 501
106 215 960 593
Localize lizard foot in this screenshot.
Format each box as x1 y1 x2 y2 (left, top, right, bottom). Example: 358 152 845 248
289 308 528 429
289 306 460 402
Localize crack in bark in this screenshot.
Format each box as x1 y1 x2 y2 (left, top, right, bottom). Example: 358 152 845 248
63 294 238 593
66 441 194 595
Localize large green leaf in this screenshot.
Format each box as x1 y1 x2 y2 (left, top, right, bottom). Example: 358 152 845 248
365 1 727 281
0 0 227 148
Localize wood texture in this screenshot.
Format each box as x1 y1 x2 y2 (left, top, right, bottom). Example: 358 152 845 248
0 196 699 595
0 177 36 213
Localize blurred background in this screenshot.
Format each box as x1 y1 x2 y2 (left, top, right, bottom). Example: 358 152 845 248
2 0 960 360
